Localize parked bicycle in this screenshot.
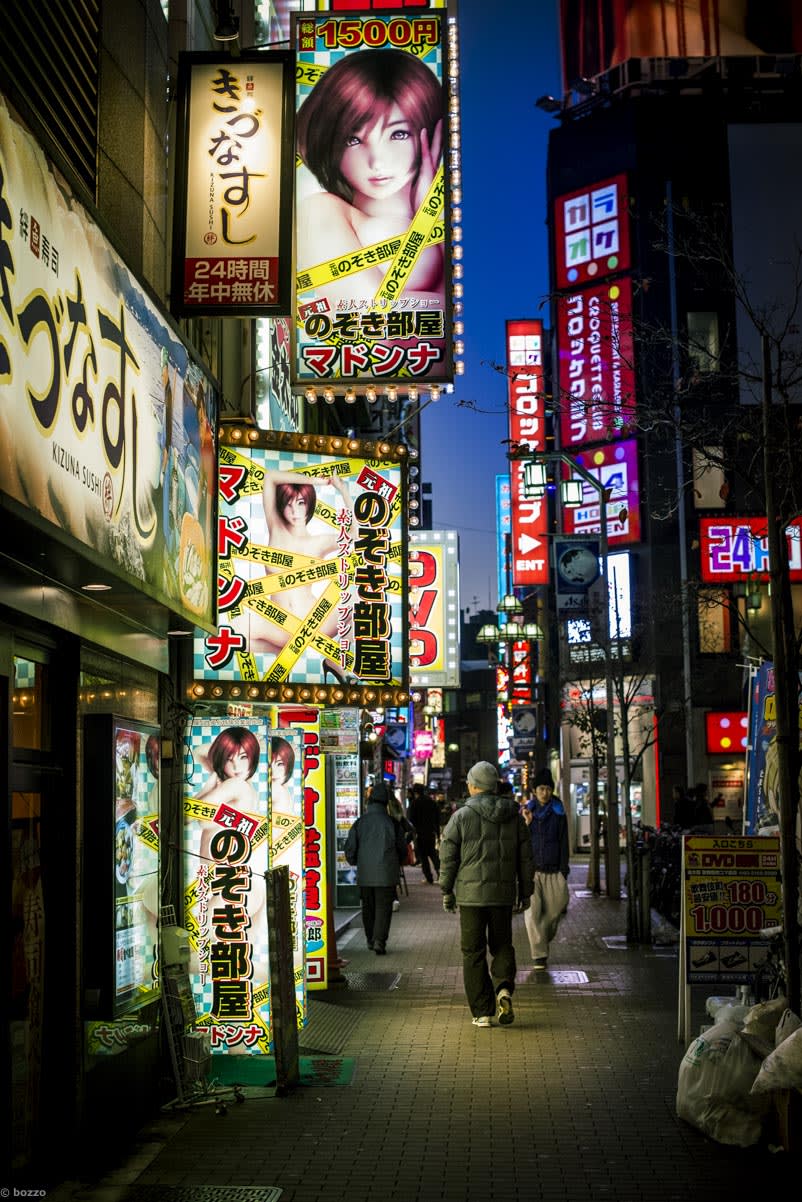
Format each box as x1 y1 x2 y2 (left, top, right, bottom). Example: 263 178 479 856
751 925 786 1002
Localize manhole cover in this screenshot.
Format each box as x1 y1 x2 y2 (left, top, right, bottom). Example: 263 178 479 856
516 968 589 985
122 1190 282 1202
342 971 401 991
546 969 589 984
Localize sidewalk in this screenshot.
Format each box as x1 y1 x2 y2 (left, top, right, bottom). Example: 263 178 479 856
52 868 787 1202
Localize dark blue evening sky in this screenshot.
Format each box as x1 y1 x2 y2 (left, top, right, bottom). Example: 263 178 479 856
422 0 561 614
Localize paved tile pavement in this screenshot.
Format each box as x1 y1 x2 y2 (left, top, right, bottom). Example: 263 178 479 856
51 865 790 1202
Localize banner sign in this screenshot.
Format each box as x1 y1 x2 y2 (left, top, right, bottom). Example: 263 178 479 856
557 277 636 447
273 707 329 989
700 516 802 583
267 726 306 1025
682 835 781 986
511 705 537 758
553 174 631 291
507 320 549 586
560 439 641 545
0 95 218 629
183 717 272 1054
496 474 512 603
554 537 600 611
171 53 295 317
745 662 802 834
194 430 408 706
409 529 460 687
294 11 451 386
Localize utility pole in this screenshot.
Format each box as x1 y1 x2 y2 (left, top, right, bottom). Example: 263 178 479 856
761 334 800 1015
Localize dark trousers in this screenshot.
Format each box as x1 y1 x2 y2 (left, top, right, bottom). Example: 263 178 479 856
459 905 516 1018
360 886 395 949
415 836 440 882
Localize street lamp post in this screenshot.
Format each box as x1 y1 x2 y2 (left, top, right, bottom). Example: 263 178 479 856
522 452 620 899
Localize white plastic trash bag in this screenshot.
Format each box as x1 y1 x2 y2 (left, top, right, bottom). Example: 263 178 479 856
676 1020 768 1146
775 1008 802 1048
751 1025 802 1095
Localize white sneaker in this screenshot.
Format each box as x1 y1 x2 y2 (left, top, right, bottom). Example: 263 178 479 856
392 899 400 911
496 987 514 1025
471 1015 492 1028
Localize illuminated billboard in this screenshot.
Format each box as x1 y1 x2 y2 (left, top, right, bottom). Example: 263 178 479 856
507 320 549 586
496 474 512 603
409 529 460 688
294 11 450 387
194 430 408 706
559 0 802 89
171 53 295 317
700 517 802 583
560 439 641 545
0 95 218 630
557 277 636 446
82 716 160 1020
706 712 748 755
183 717 272 1054
553 174 631 291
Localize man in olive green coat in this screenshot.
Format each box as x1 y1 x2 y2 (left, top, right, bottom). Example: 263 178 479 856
439 761 533 1028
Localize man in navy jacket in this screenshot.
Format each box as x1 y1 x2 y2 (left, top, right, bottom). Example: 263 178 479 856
522 768 570 970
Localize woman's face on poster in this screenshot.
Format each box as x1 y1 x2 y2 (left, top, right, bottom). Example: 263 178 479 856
223 747 252 781
340 104 418 203
283 491 309 529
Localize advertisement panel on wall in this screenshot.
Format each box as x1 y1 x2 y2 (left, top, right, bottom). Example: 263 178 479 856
557 276 636 447
171 53 295 317
0 95 218 630
194 430 407 706
182 717 272 1054
254 317 301 433
409 529 460 687
559 0 802 90
294 11 450 387
507 320 549 586
559 440 641 544
700 516 802 583
553 174 631 291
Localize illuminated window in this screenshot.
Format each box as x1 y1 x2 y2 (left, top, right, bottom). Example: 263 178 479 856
697 588 731 653
687 312 719 374
692 447 726 509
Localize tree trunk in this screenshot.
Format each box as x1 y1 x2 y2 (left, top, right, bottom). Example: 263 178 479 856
587 752 601 894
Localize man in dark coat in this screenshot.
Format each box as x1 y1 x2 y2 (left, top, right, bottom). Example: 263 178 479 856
344 781 407 955
407 783 441 883
439 761 533 1028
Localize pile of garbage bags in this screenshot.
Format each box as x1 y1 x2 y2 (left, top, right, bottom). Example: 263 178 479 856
676 995 802 1147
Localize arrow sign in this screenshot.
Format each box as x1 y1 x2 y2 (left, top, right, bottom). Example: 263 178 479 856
518 533 543 554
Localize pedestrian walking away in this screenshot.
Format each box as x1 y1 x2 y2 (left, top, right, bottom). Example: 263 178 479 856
344 781 408 955
439 760 533 1028
522 768 569 970
407 783 441 883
